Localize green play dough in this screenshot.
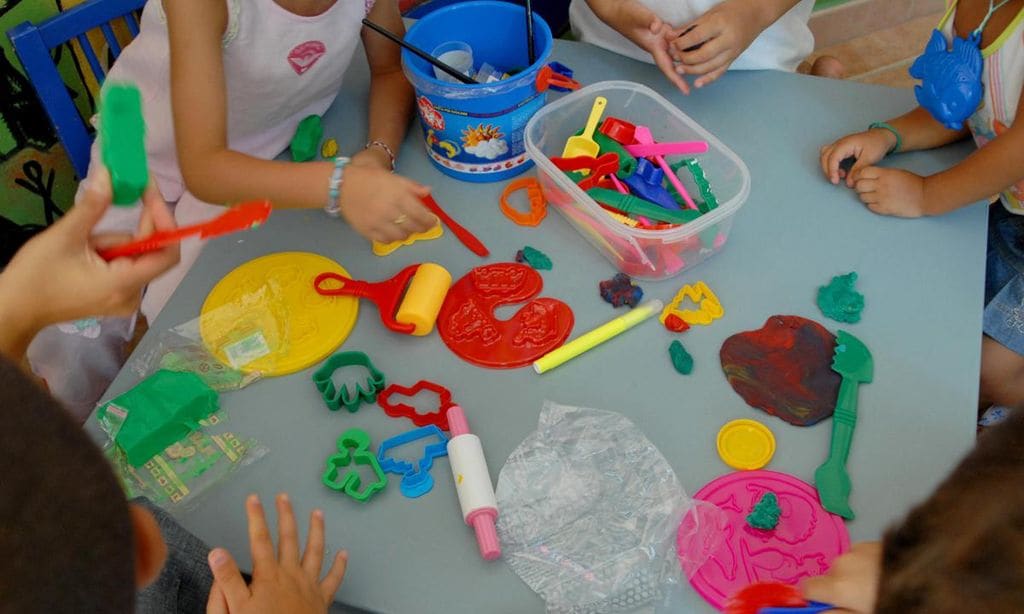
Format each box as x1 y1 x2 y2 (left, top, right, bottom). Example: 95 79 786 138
817 272 865 324
290 115 323 162
101 370 219 467
669 340 693 375
520 246 552 270
746 491 782 530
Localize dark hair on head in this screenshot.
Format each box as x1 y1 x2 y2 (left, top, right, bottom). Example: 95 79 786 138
877 410 1024 614
0 356 135 613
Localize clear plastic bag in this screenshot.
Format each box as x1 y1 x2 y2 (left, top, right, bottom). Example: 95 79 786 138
128 284 290 391
496 401 720 614
97 400 268 511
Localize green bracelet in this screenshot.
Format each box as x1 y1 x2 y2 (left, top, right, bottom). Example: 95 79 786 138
869 121 902 154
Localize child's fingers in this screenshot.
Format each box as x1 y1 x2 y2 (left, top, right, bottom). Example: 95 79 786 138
245 494 278 572
301 509 326 577
854 178 877 195
207 549 251 611
275 493 302 567
676 33 727 68
858 191 880 206
90 232 137 251
139 181 177 233
825 144 856 185
683 49 730 81
319 550 349 604
59 170 113 241
651 46 691 94
205 581 229 614
674 22 713 53
846 158 873 188
820 145 836 180
694 64 728 89
399 196 439 234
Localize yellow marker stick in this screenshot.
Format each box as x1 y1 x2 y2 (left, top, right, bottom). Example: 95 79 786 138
533 299 664 374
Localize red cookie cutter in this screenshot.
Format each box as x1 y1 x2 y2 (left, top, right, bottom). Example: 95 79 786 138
437 263 574 368
378 380 454 431
314 264 420 334
500 178 547 226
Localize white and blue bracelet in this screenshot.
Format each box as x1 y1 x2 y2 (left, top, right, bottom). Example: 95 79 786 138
324 155 350 218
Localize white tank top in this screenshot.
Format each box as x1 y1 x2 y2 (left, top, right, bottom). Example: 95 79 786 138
568 0 815 72
104 0 368 202
939 1 1024 214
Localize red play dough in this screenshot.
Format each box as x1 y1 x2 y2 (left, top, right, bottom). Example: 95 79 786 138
677 470 849 610
437 263 574 368
724 581 806 614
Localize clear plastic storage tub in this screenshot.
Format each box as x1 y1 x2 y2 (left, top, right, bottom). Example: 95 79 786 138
524 81 750 280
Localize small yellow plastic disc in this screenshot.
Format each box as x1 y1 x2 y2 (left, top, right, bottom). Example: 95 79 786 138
200 252 358 377
716 419 776 470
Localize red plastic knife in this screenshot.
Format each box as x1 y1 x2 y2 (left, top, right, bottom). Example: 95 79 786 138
420 194 489 258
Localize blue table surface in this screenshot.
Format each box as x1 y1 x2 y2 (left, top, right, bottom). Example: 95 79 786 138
92 40 984 613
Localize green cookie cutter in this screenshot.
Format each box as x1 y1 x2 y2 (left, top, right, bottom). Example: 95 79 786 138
312 351 387 412
322 429 388 503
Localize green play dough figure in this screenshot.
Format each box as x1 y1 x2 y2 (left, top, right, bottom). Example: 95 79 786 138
669 340 694 375
817 272 865 324
101 370 219 467
290 115 323 162
746 491 782 530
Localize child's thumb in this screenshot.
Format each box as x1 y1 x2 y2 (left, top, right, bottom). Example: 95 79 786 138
64 168 114 236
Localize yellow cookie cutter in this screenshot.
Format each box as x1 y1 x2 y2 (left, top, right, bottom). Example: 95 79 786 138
372 223 443 257
660 280 723 326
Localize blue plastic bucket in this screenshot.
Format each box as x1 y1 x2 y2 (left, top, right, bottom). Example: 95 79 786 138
403 1 554 183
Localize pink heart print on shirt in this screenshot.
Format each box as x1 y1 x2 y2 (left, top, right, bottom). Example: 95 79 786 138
288 41 326 75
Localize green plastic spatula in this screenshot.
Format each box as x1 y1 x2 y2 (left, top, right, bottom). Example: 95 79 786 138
814 330 873 519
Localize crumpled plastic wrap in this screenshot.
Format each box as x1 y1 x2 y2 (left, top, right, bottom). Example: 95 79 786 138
496 401 719 614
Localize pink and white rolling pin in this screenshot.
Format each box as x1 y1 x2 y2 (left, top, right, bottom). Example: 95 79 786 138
446 405 501 560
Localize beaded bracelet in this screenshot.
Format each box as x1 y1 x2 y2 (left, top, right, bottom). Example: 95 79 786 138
365 139 397 172
324 156 350 218
868 121 902 154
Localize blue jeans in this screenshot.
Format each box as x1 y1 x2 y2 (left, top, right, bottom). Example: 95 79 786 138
984 203 1024 356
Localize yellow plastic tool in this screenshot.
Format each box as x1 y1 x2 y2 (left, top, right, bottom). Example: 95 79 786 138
717 419 776 470
200 252 359 377
660 281 724 326
372 223 444 256
561 96 607 161
395 263 452 335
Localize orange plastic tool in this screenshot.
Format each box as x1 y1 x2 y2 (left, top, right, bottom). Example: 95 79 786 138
98 200 271 261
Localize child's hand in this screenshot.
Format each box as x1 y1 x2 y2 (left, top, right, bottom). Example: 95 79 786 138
0 169 179 351
339 165 437 244
851 167 928 217
820 129 898 187
206 494 348 614
800 542 881 613
593 0 690 93
670 0 767 89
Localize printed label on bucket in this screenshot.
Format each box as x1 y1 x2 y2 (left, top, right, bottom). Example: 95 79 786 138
416 93 543 176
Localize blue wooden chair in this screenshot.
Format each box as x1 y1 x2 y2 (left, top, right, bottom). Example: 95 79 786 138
7 0 147 179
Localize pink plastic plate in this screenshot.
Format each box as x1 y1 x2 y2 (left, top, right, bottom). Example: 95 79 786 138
677 470 850 610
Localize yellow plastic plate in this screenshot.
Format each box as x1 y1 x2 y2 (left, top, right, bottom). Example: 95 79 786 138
200 252 359 377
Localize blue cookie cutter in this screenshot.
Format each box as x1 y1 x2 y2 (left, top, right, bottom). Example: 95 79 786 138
377 425 449 498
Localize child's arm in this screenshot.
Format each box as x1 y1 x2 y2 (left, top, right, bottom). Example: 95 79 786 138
0 170 179 360
821 107 968 187
351 0 414 171
670 0 805 88
165 0 435 243
206 494 347 614
585 0 691 93
835 90 1024 217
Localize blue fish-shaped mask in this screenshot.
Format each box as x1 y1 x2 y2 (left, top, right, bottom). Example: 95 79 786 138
909 29 984 130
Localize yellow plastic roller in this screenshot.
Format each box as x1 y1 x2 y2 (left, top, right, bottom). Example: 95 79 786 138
314 262 452 336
